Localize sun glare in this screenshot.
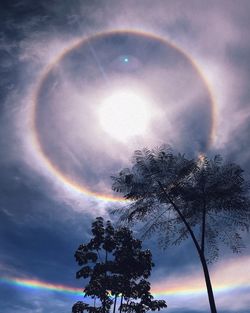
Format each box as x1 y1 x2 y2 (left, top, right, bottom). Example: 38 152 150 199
98 90 151 142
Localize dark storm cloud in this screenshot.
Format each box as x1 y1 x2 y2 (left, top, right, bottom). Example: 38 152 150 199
0 164 92 279
0 287 75 313
0 164 98 313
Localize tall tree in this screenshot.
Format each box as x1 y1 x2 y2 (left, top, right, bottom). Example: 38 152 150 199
111 146 250 313
73 217 167 313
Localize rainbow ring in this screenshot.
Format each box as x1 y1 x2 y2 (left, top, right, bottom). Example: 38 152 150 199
31 30 217 202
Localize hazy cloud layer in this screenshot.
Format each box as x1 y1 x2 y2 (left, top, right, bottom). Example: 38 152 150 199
1 1 250 312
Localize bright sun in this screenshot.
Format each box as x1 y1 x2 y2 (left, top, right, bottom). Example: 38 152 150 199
98 90 151 142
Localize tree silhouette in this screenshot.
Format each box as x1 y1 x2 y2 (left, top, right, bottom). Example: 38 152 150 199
73 217 167 313
111 146 250 313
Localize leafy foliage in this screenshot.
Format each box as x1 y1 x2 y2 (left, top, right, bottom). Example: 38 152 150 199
72 217 167 313
111 145 250 313
111 146 250 261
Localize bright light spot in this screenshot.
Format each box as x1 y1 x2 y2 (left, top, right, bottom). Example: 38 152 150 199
98 90 151 142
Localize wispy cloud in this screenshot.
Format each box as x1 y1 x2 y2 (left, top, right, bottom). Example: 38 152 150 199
1 1 250 313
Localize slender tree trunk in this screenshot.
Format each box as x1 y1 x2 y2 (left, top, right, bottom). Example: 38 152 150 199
103 250 108 313
199 252 217 313
201 197 206 254
119 295 123 313
199 196 217 313
113 295 117 313
157 181 217 313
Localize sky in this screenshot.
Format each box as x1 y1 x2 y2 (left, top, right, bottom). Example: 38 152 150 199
0 1 250 312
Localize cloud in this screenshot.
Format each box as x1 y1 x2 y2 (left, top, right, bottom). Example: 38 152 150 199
12 31 215 208
152 256 250 311
2 0 250 204
1 1 250 313
0 284 73 313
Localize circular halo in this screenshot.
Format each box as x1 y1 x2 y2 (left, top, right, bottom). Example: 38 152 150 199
31 30 217 202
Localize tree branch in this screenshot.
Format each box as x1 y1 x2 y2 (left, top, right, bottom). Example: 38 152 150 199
157 181 202 255
201 196 206 254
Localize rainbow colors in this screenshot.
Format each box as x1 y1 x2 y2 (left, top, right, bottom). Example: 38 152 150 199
30 29 217 203
0 275 249 298
0 276 83 296
1 257 249 301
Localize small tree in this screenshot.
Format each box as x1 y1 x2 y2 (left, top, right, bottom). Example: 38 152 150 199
72 217 167 313
111 146 250 313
